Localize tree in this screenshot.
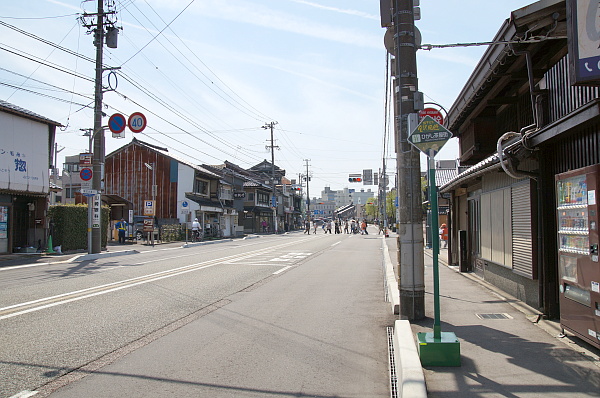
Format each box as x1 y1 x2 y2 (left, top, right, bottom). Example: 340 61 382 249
365 197 378 218
385 190 397 224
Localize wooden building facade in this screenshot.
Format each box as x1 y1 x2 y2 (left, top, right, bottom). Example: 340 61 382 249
441 0 600 347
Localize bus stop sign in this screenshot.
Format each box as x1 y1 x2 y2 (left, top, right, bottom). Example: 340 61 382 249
408 115 453 157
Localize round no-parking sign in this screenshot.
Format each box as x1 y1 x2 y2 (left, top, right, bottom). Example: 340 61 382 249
108 113 126 134
80 167 93 181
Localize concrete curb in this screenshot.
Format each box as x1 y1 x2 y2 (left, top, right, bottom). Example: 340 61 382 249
382 237 399 314
394 320 427 398
69 249 139 262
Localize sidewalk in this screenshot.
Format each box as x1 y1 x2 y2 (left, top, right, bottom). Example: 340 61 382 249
385 237 600 397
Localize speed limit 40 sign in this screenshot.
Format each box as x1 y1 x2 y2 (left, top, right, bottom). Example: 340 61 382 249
128 112 147 133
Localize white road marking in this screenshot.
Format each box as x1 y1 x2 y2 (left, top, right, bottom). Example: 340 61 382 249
0 241 300 321
273 266 292 275
0 263 52 272
9 391 38 398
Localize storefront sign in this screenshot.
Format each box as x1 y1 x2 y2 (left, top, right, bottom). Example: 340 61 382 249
200 205 223 213
233 191 246 199
568 0 600 85
0 113 49 193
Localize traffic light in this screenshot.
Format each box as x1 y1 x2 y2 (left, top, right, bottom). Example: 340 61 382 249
348 177 362 183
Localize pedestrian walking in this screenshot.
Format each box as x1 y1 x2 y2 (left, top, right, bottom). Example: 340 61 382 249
312 220 318 234
115 218 128 244
344 220 349 234
261 220 268 233
304 219 310 234
361 220 368 235
439 223 448 248
326 220 332 234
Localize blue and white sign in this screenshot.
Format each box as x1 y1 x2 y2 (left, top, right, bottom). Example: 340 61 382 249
568 0 600 84
182 200 189 208
108 113 126 138
144 200 155 216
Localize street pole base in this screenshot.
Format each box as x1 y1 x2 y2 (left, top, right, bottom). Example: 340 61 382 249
417 331 461 367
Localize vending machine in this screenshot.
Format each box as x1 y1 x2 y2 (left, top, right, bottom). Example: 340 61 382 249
556 165 600 349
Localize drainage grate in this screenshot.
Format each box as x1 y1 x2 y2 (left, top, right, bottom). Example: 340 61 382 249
387 326 398 398
476 313 513 320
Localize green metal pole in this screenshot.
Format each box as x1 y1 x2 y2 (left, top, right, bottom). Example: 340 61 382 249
428 151 441 340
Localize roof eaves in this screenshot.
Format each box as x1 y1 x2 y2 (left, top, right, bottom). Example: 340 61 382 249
0 99 62 126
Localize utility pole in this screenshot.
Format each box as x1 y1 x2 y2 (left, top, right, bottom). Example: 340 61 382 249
81 0 119 253
52 143 65 205
91 0 105 254
390 0 424 320
263 122 279 233
304 159 311 219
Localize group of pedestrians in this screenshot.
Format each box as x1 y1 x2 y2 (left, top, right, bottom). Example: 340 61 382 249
303 218 369 235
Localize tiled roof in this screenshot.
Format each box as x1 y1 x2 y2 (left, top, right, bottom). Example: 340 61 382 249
0 99 61 126
435 168 459 187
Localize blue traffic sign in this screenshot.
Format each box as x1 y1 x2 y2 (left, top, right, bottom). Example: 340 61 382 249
80 167 93 181
108 113 126 134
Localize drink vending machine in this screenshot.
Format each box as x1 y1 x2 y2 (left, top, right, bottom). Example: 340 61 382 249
556 165 600 349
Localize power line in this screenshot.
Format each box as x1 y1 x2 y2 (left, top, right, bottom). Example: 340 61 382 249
119 0 196 66
140 0 273 123
0 13 79 20
0 81 92 108
0 43 94 83
120 3 270 123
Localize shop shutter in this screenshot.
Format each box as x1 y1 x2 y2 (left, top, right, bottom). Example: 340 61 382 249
512 182 534 278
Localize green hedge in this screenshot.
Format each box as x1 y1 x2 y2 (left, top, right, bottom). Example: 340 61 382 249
160 223 185 242
48 204 109 252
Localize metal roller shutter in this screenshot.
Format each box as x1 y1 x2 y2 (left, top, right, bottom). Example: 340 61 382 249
512 182 534 278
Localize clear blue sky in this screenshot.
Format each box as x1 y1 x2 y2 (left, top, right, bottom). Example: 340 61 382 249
0 0 532 191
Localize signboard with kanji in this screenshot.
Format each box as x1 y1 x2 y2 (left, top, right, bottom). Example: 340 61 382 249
408 115 453 157
92 194 101 228
143 217 154 232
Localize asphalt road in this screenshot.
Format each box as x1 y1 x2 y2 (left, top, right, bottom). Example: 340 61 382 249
1 230 394 398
